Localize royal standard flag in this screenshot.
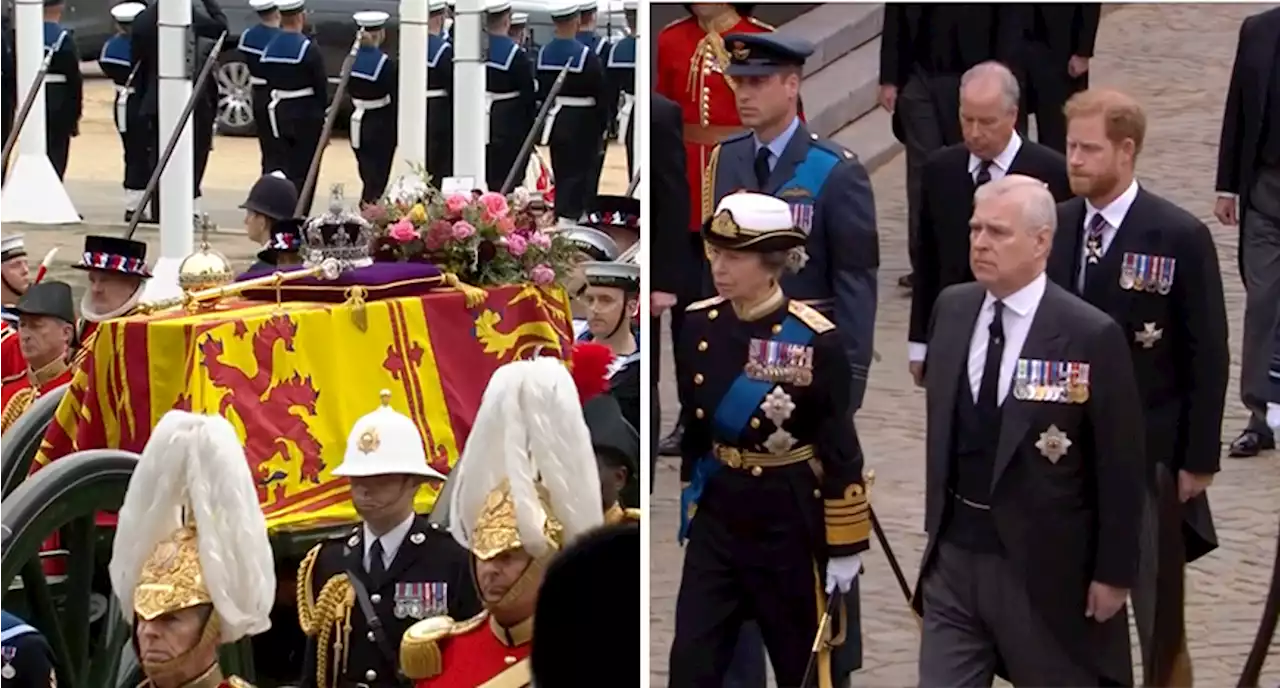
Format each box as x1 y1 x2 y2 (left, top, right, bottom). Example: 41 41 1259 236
38 285 573 530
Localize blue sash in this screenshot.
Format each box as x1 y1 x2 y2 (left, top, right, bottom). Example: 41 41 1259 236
677 314 815 543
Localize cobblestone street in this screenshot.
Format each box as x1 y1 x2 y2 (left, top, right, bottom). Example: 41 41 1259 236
650 3 1280 686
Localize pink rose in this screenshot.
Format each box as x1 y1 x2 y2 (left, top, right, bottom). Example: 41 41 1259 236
451 221 476 240
496 216 517 235
361 203 388 223
388 218 420 242
424 220 453 251
528 231 551 249
445 193 471 216
479 192 509 220
502 234 528 257
530 263 555 286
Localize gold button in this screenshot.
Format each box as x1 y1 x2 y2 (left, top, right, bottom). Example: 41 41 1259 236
772 324 782 334
750 418 760 429
695 408 705 419
698 341 708 352
694 374 704 385
751 466 763 477
504 656 517 665
708 309 719 320
813 489 822 498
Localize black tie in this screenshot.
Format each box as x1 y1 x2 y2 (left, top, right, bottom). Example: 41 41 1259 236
978 301 1006 411
754 147 772 189
1082 213 1108 293
368 539 386 582
975 160 993 187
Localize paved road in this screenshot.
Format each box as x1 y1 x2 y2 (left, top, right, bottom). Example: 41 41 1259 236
651 3 1280 686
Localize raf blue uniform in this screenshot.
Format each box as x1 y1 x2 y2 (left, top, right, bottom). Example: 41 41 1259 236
485 32 537 193
99 27 149 206
238 22 281 173
348 42 398 204
260 29 327 193
426 31 455 182
606 30 636 176
537 33 608 220
42 20 82 179
2 611 59 687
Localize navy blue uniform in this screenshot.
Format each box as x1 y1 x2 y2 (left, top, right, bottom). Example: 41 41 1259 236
606 32 636 176
426 32 454 182
2 16 15 145
238 23 281 173
348 44 397 204
42 21 82 179
536 37 608 221
2 611 59 687
260 30 328 195
485 33 537 193
99 32 149 197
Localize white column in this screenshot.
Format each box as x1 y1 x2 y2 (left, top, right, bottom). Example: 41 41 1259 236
395 0 428 178
451 0 485 186
144 0 195 303
0 0 79 224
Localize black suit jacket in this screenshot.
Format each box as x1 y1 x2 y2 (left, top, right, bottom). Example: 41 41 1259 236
879 3 1005 87
1002 3 1101 60
650 92 689 380
131 0 228 117
1047 188 1229 561
908 140 1071 345
918 279 1142 685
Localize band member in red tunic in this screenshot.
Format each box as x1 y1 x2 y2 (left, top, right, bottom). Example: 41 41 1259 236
401 357 603 688
1 233 31 384
0 281 76 433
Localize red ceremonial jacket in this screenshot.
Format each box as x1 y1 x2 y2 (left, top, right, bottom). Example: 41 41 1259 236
415 613 533 688
1 320 27 384
656 10 775 231
1 357 73 433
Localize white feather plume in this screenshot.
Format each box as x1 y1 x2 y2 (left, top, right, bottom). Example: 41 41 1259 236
449 358 603 556
108 410 276 643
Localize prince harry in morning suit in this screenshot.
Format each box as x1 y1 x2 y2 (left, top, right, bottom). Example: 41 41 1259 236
917 175 1143 686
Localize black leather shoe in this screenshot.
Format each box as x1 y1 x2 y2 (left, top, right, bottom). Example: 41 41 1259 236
1228 429 1275 458
658 423 684 456
898 273 913 289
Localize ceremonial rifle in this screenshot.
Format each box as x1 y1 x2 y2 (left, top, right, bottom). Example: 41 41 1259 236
1238 512 1279 687
0 29 67 182
294 27 362 217
625 167 640 197
123 30 228 241
499 63 571 195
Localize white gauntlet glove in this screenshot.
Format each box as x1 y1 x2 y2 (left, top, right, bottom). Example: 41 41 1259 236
824 554 863 594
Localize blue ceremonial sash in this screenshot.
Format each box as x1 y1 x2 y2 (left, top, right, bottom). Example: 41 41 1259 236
678 314 814 543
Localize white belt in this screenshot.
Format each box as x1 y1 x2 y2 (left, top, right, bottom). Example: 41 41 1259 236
249 76 267 86
541 96 596 146
426 89 447 99
349 95 391 150
617 92 635 141
485 91 519 144
266 87 315 138
45 73 67 84
114 85 135 134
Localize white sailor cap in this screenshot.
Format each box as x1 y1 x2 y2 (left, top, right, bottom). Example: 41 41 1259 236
248 0 276 12
704 192 807 252
583 261 640 290
484 0 512 14
511 11 528 25
353 10 389 28
445 0 456 7
110 2 146 22
276 0 304 12
428 0 447 12
1 234 26 261
560 226 618 261
577 1 599 12
332 391 449 480
549 1 580 20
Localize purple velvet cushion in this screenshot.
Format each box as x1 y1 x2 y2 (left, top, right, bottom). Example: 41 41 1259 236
236 261 446 303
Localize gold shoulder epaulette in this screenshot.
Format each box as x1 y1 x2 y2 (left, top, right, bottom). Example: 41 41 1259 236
400 615 459 680
451 610 489 635
687 296 725 312
1 387 36 435
788 301 835 334
623 508 642 522
746 16 775 30
226 677 255 688
660 14 693 32
702 143 722 222
295 542 328 634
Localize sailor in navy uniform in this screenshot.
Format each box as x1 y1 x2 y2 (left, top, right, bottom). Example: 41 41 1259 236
348 11 397 206
444 0 456 43
41 0 82 180
579 261 641 432
509 11 529 45
98 2 148 221
298 392 482 688
426 0 454 182
483 0 537 194
260 0 327 193
608 1 638 176
238 0 282 174
559 226 619 339
576 0 612 206
669 193 870 687
1 610 60 688
538 2 609 224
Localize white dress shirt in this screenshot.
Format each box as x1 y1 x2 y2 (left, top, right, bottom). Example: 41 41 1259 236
363 512 415 572
1077 179 1140 291
967 273 1047 404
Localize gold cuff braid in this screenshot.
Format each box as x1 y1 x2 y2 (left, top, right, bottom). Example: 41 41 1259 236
824 483 870 547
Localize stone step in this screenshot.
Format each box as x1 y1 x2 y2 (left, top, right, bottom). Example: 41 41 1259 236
784 3 885 77
831 106 902 173
801 36 882 141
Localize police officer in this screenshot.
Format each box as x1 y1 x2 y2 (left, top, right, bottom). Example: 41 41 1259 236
607 0 637 176
537 2 609 224
260 0 327 194
98 2 148 222
298 391 482 688
41 0 81 180
238 0 281 174
426 0 454 182
1 610 61 687
348 10 397 206
708 32 879 412
668 193 870 687
239 170 302 273
483 0 536 194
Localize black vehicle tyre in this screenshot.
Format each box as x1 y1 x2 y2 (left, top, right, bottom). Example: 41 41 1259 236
1 384 68 498
216 52 257 137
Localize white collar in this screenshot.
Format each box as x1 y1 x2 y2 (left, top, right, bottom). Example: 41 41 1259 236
984 271 1046 318
80 281 145 322
1084 178 1140 230
969 131 1022 175
364 512 416 562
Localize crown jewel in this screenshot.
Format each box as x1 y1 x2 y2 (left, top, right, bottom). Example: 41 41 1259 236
302 185 374 268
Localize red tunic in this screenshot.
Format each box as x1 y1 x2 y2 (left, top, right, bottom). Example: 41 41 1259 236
416 613 533 688
1 359 72 431
656 11 775 231
1 320 27 384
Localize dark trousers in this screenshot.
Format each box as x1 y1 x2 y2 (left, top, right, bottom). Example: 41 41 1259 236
547 112 600 220
193 104 214 198
426 100 453 184
120 107 150 191
897 71 962 274
1239 165 1280 437
46 124 71 179
353 112 396 205
274 115 323 208
253 87 274 174
625 111 634 181
486 105 526 193
1014 43 1086 154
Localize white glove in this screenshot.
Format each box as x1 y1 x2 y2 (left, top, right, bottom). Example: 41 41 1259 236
1267 402 1280 432
824 554 862 594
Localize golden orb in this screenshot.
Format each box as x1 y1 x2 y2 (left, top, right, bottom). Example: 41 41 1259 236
178 245 235 293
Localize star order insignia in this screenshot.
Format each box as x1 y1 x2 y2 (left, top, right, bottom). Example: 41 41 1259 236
760 387 796 426
1035 425 1072 463
763 429 797 455
1134 322 1163 349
